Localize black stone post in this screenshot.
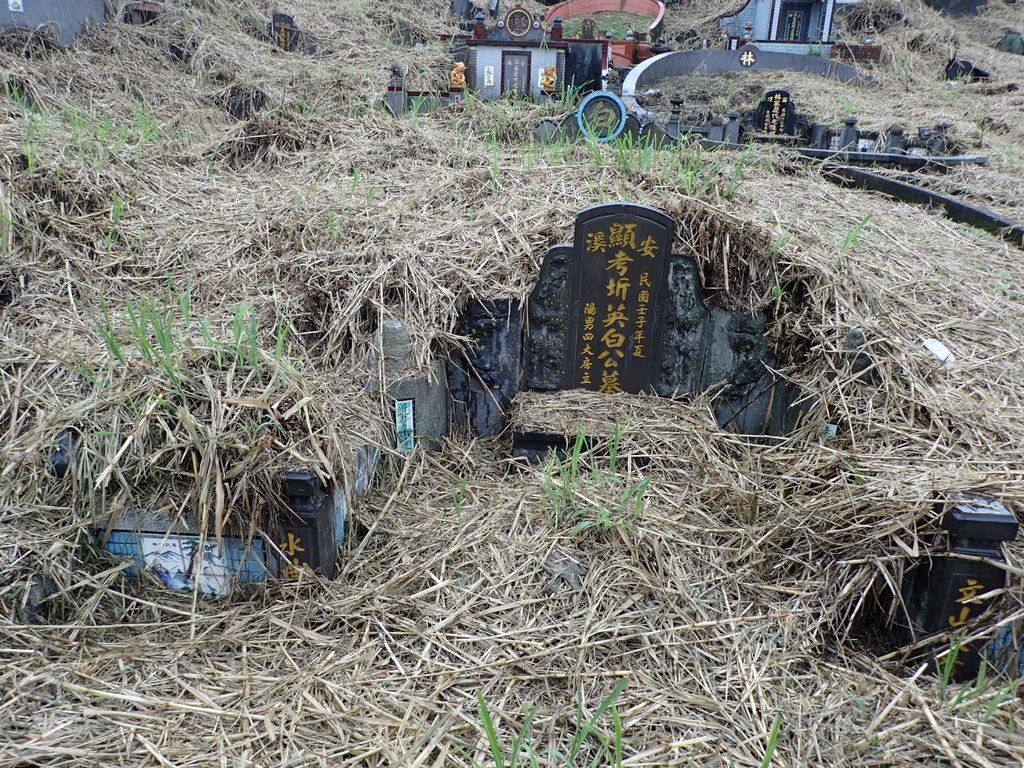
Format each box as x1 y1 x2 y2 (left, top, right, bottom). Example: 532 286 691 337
448 298 524 437
51 428 76 479
930 122 951 155
668 97 684 139
551 17 563 42
707 116 725 143
724 110 741 144
885 124 907 153
809 123 829 149
838 116 859 150
278 471 337 579
904 494 1018 681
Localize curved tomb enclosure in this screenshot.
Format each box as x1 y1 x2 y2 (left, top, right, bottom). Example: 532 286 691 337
543 0 666 36
622 45 864 104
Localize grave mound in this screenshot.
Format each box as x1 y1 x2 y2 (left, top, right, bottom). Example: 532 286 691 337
1 0 1024 765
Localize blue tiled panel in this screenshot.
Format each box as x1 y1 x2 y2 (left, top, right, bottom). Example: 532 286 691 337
102 530 271 591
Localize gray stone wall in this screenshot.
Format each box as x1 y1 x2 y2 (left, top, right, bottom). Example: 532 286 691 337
1 0 107 44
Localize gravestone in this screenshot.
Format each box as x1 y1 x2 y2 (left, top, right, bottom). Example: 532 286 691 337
562 204 675 393
580 18 597 40
902 494 1018 681
564 40 605 95
923 0 987 16
996 29 1024 56
945 57 990 81
754 90 796 136
521 203 808 435
271 13 299 51
123 1 164 25
279 471 337 578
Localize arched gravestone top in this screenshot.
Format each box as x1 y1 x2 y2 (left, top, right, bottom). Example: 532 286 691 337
622 45 866 105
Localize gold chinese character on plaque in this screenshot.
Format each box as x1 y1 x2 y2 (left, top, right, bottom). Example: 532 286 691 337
606 250 633 277
639 235 659 258
608 222 638 249
599 368 623 393
606 276 630 301
585 231 608 253
603 304 628 328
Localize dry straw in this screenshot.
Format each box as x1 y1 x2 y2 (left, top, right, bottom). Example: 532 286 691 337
1 0 1023 765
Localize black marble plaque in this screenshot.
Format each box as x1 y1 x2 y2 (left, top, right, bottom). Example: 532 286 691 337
754 90 796 136
565 203 675 394
271 13 299 51
501 51 530 95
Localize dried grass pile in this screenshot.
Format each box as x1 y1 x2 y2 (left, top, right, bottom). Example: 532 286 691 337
1 0 1023 766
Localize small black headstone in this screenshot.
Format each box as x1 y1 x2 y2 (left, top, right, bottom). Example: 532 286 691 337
996 29 1024 55
564 41 605 96
945 57 990 81
278 470 336 578
754 90 796 136
902 494 1018 681
271 13 299 51
562 204 675 394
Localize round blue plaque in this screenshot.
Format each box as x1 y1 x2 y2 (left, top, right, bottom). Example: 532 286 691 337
576 91 628 143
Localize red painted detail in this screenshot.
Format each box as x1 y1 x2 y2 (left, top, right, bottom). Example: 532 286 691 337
543 0 666 38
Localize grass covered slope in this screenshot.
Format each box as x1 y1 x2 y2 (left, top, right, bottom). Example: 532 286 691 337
1 0 1024 765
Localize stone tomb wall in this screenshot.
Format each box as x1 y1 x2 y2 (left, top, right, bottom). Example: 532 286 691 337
450 203 808 439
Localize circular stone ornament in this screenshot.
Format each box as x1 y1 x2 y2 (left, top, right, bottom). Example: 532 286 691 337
576 91 628 143
505 8 532 38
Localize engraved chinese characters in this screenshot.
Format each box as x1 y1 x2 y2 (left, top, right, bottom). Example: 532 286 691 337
754 90 796 136
271 13 298 51
566 204 675 394
576 91 628 143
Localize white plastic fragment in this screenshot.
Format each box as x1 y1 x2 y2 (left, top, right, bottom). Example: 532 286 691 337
922 338 955 367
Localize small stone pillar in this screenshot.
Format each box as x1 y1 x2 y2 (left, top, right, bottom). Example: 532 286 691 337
707 116 725 143
278 471 337 579
884 124 907 153
51 428 76 479
838 116 858 150
930 122 951 155
903 494 1018 681
809 123 830 149
473 9 486 39
381 319 448 453
551 17 563 42
667 97 684 139
724 110 741 144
